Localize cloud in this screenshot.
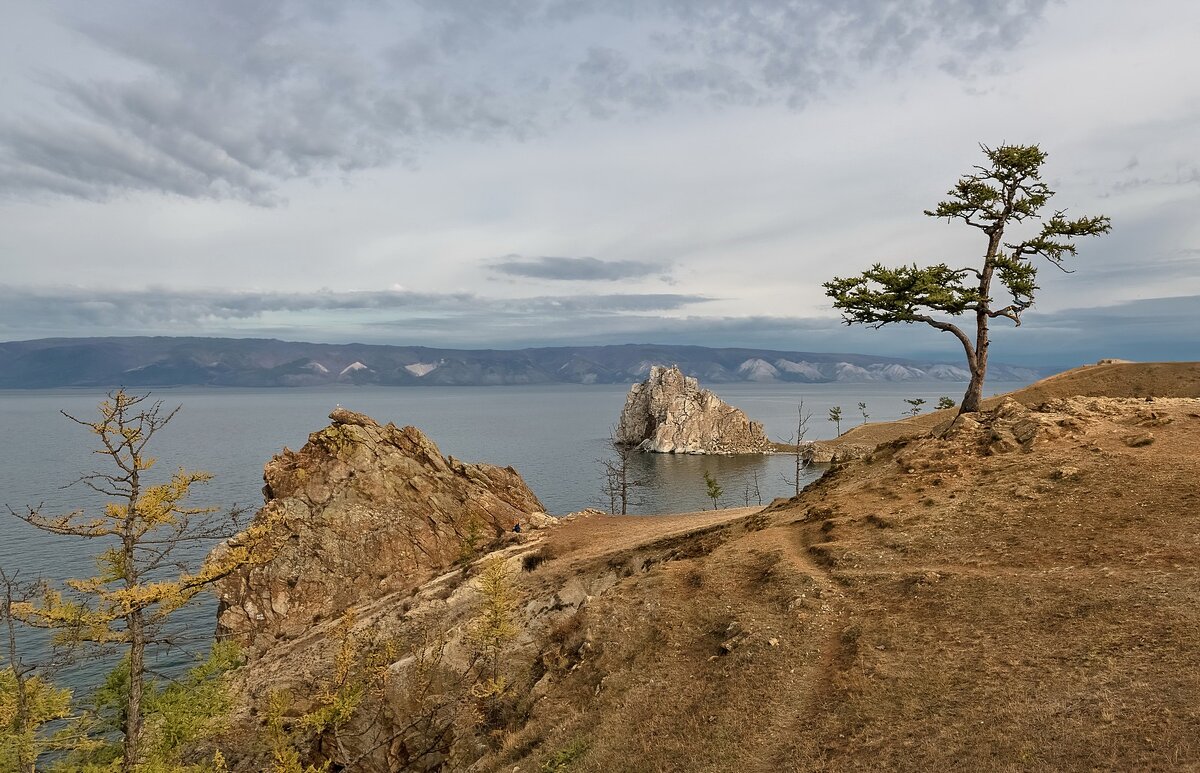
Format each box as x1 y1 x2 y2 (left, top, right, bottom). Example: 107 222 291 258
0 285 712 338
0 0 1053 203
489 255 667 281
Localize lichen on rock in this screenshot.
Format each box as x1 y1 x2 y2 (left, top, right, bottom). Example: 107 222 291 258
615 365 772 454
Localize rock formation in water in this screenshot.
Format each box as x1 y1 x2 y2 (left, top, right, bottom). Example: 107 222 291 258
211 407 545 652
615 365 772 454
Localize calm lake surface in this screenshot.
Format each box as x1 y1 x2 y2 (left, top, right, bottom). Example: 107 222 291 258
0 380 1026 687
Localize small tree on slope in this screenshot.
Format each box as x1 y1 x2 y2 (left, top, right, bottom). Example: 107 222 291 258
823 144 1110 413
8 390 265 772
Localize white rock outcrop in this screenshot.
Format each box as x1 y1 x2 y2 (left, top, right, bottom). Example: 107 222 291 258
616 365 772 454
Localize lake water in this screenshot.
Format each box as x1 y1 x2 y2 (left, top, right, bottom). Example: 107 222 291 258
0 380 1025 687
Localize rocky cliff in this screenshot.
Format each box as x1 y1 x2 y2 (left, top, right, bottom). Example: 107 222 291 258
616 364 772 454
211 407 545 653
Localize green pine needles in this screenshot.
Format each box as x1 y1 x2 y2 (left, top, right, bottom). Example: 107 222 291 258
824 144 1110 413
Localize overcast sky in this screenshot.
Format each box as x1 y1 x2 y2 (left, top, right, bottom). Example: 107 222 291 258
1 0 1197 366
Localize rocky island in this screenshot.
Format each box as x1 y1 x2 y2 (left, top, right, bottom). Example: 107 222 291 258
615 364 772 454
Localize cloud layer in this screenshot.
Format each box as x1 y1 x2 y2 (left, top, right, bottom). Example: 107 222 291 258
490 255 667 281
0 0 1051 203
0 1 1196 369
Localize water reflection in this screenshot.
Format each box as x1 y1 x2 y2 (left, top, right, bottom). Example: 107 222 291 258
616 450 826 515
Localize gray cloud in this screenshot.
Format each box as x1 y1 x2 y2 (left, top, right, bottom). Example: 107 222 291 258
0 0 1052 203
490 255 667 281
0 285 712 337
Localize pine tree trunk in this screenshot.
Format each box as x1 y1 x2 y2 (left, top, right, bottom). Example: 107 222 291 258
960 228 1001 414
961 367 984 413
124 609 144 772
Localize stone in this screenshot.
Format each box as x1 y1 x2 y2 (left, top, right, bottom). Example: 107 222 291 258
829 444 873 464
941 414 980 438
1123 432 1155 448
210 408 544 652
993 397 1028 420
524 512 559 530
615 365 772 454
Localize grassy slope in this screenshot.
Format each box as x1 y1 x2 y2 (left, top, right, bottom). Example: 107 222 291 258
483 365 1200 772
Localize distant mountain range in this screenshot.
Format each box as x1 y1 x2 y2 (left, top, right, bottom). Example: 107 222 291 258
0 337 1050 388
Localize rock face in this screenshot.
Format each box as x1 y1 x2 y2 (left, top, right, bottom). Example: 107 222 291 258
616 365 772 454
212 407 544 651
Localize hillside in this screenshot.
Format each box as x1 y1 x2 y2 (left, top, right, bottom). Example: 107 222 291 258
212 362 1200 771
805 359 1200 459
0 336 1048 388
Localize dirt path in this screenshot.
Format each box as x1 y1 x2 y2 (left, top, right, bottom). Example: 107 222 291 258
543 506 760 564
768 518 854 753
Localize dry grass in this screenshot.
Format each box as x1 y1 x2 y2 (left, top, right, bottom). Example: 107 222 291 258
813 360 1200 455
476 379 1200 772
225 366 1200 771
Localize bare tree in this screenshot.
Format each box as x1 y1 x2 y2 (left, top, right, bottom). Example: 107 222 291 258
780 401 813 498
741 471 763 508
599 428 648 515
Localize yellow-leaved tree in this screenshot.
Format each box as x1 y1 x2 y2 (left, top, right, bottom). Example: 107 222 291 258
8 390 268 772
1 569 72 773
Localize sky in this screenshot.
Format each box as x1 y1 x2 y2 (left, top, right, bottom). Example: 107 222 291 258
0 0 1197 367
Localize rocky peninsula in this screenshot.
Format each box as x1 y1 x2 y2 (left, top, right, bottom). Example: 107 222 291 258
615 364 772 454
202 361 1200 772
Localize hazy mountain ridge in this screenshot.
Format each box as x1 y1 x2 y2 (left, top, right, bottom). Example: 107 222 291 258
0 337 1048 388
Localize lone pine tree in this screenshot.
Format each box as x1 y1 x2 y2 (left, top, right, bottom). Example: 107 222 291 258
824 144 1110 413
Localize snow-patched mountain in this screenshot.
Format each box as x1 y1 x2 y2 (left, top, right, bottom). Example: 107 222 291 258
631 360 658 377
339 362 370 376
925 363 972 380
774 359 826 381
404 362 440 377
736 358 780 382
0 338 1053 388
873 363 926 381
834 362 877 382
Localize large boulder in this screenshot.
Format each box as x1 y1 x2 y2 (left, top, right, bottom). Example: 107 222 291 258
211 407 544 652
616 365 772 454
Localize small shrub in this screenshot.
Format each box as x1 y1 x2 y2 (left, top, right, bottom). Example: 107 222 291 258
542 737 588 772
